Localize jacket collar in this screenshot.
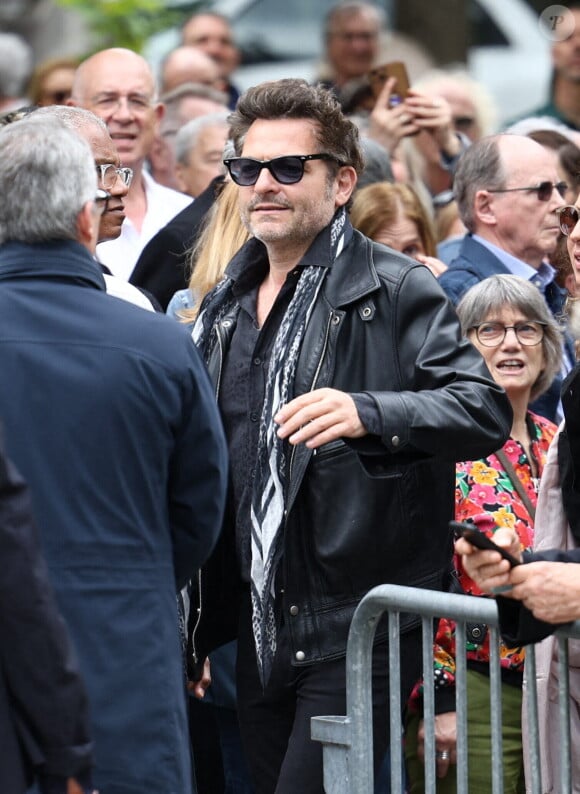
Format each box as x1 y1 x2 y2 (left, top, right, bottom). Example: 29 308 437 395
225 216 380 308
0 240 106 291
324 230 381 307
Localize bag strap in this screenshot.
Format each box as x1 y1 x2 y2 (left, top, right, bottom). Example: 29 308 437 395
494 448 536 521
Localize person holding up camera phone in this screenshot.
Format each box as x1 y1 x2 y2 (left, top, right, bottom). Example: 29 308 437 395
363 61 464 175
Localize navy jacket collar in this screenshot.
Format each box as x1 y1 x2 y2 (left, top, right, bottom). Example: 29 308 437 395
0 240 106 291
224 218 380 308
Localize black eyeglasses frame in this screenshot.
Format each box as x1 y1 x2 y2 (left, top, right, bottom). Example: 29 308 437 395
487 181 567 201
470 321 547 347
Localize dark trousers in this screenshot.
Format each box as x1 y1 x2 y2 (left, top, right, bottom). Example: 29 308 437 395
236 595 422 794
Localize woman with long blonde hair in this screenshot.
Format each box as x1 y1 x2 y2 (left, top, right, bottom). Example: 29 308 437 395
167 179 250 324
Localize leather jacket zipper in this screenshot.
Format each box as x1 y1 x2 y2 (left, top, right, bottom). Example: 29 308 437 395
289 310 335 486
191 322 227 669
311 310 335 393
214 322 227 398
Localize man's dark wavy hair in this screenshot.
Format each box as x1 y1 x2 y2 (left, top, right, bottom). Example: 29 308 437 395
228 78 365 176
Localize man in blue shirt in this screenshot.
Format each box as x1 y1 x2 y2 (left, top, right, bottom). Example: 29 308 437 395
438 133 573 421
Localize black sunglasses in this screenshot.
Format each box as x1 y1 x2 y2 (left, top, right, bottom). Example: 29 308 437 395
557 204 580 236
223 153 341 186
487 181 568 201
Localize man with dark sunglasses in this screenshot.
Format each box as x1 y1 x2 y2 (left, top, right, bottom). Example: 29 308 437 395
439 133 574 422
192 78 512 794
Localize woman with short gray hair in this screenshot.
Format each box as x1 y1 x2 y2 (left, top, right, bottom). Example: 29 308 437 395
405 274 561 793
456 273 563 400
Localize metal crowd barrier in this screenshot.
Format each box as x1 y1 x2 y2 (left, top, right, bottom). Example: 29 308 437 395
311 584 580 794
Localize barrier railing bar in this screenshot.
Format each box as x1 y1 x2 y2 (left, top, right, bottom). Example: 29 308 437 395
558 637 571 793
455 619 469 793
312 584 580 794
524 646 542 794
388 611 403 794
421 616 436 793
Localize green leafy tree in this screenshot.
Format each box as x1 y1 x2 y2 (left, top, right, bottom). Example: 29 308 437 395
55 0 207 53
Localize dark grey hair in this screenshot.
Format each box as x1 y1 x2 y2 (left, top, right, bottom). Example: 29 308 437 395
175 110 230 165
357 136 393 189
229 78 364 176
160 81 228 107
0 116 96 245
456 274 563 401
454 135 506 233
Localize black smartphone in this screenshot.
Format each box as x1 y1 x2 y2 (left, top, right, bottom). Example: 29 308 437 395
451 521 521 567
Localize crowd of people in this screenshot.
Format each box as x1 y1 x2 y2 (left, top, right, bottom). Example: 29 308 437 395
2 2 580 793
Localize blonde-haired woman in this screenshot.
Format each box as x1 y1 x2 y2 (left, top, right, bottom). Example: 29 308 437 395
167 179 249 324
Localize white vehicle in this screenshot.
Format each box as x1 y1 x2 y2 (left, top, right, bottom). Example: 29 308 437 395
145 0 552 126
467 0 551 124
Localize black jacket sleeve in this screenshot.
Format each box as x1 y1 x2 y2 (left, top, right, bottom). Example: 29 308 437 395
497 548 580 645
0 433 93 788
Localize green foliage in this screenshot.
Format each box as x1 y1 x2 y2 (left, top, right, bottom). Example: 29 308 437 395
54 0 208 53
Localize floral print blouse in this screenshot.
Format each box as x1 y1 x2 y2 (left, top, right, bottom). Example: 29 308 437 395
409 411 557 711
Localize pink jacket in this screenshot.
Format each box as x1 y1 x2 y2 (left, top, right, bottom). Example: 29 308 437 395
522 426 580 793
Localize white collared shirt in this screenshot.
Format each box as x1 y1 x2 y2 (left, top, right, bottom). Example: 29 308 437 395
96 170 192 281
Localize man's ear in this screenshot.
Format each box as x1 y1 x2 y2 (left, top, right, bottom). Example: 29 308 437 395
335 165 358 208
174 162 188 194
473 189 497 227
152 102 164 135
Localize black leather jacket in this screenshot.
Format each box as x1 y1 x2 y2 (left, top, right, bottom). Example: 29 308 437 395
194 230 512 666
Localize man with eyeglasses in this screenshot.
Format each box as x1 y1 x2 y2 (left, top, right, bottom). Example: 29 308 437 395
0 116 228 794
439 133 574 422
318 2 384 94
30 104 159 310
191 78 512 794
69 48 192 282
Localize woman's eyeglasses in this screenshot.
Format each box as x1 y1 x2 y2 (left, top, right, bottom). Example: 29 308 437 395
470 321 546 347
557 204 580 236
487 181 567 201
223 154 341 186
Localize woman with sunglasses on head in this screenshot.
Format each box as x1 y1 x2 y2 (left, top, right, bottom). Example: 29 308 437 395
167 178 250 326
405 274 562 794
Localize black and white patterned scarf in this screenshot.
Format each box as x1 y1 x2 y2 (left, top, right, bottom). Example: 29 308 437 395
194 208 348 685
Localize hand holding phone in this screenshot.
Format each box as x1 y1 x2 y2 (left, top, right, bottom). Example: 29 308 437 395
368 61 410 106
451 521 521 567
